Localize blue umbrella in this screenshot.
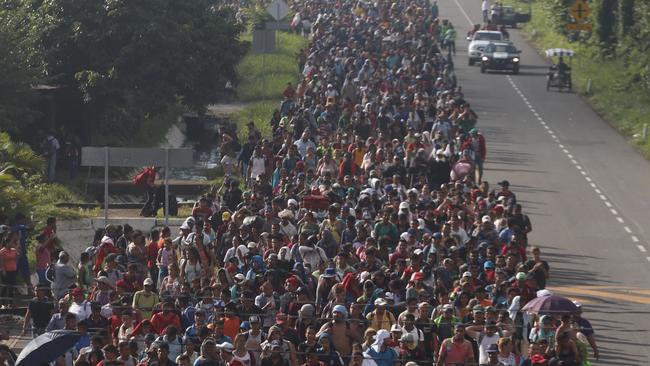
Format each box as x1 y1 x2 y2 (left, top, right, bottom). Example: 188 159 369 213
16 330 81 366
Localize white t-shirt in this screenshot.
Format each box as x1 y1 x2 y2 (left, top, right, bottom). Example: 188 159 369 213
69 300 91 321
402 326 424 343
250 156 266 179
476 332 501 364
482 0 490 11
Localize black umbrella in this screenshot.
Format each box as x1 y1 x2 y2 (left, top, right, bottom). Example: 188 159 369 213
16 330 81 366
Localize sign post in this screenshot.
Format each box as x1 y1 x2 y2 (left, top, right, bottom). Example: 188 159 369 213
82 147 194 222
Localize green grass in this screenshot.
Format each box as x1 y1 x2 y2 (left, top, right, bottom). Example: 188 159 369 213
235 31 307 102
232 99 277 140
228 31 307 141
508 0 650 157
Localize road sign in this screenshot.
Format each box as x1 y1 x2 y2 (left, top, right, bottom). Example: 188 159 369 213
82 147 193 167
252 29 276 53
82 147 193 222
568 0 591 22
266 0 289 21
566 23 593 31
266 21 291 30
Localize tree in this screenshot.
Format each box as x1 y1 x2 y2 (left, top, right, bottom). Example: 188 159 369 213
12 0 248 144
597 0 618 52
619 0 634 34
0 11 39 135
0 132 43 216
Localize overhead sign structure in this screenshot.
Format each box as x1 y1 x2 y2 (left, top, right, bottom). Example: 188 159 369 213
566 0 592 32
266 0 289 21
82 147 194 223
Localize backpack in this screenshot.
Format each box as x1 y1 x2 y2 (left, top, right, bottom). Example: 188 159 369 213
133 167 154 186
45 263 56 283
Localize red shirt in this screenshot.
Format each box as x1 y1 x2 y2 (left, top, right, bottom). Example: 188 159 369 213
150 311 181 334
146 241 159 268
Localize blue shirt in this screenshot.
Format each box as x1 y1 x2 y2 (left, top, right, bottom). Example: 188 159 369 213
365 347 397 366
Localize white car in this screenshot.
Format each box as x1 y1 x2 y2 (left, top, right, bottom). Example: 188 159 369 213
467 31 504 66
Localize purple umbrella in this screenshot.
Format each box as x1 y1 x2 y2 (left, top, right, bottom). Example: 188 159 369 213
522 295 579 314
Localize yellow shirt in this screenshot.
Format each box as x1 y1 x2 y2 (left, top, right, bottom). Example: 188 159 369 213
367 310 396 331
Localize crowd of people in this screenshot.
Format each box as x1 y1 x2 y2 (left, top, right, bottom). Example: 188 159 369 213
0 0 599 365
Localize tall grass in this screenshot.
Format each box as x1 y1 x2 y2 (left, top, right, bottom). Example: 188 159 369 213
231 31 307 140
235 32 308 102
509 0 650 157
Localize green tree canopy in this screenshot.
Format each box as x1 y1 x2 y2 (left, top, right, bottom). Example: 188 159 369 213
5 0 248 143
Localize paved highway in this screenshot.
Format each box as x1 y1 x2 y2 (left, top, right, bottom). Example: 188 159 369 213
438 0 650 364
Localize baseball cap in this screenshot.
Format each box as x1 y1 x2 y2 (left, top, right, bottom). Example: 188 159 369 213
390 324 402 332
374 298 388 307
332 305 348 318
516 272 527 281
481 215 491 223
217 342 234 353
249 315 261 323
483 261 495 269
143 278 154 286
275 313 288 324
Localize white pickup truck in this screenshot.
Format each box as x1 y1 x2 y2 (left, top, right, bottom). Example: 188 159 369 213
467 30 504 66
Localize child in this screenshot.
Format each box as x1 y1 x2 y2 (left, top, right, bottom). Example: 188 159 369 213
34 234 51 285
157 238 177 287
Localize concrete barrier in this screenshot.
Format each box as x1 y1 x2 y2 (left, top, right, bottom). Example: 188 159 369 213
57 217 184 264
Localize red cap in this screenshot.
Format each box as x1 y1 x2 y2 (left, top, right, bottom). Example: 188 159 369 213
275 313 288 324
410 272 425 282
71 287 84 296
285 276 300 288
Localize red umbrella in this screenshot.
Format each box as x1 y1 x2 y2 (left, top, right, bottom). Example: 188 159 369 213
521 295 579 314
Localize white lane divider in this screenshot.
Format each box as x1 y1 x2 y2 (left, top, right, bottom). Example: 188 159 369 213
503 75 647 256
449 0 649 259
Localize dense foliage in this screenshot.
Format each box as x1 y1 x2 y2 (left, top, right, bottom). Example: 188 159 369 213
0 0 248 145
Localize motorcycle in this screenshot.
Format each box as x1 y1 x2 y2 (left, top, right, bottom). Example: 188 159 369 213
544 48 575 92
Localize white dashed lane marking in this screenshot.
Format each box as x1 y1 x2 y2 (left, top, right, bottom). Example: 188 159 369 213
502 74 646 253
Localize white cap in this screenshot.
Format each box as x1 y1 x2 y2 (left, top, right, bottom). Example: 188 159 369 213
217 342 234 352
143 278 154 286
234 273 245 282
462 271 472 278
399 202 409 210
400 232 411 241
482 215 491 223
390 324 402 332
287 199 298 207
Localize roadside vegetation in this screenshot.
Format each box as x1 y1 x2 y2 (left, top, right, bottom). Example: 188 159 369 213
0 132 96 225
232 30 308 141
508 0 650 157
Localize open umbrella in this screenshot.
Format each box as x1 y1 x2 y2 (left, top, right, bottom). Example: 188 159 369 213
522 295 579 314
16 330 81 366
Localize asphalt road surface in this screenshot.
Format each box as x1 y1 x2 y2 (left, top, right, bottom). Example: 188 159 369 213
438 0 650 364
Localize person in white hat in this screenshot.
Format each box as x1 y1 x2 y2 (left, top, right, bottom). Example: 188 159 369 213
132 277 159 319
366 298 396 331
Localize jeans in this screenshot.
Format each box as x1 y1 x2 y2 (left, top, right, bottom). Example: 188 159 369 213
1 271 18 306
36 269 48 285
47 155 57 182
158 267 168 287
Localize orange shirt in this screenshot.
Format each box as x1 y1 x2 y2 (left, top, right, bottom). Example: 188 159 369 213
0 248 18 272
222 315 241 340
